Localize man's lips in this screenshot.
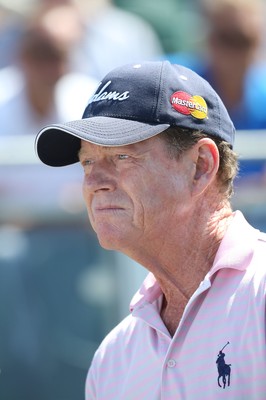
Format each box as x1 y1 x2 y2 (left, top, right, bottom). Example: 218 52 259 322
94 206 125 212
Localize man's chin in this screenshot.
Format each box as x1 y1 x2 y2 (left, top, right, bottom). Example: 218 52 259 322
96 232 123 251
98 238 116 251
93 222 129 251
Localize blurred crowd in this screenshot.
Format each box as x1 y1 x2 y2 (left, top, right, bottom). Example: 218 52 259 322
0 0 265 137
0 0 163 137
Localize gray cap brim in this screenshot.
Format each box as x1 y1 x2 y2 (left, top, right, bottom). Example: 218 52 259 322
35 116 170 166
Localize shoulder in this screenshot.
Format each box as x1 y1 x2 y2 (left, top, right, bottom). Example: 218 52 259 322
246 230 266 294
86 313 141 391
88 310 149 375
254 230 266 265
86 312 152 398
254 230 266 257
94 313 139 358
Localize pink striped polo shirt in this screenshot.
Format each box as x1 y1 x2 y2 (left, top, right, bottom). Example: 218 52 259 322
86 211 266 399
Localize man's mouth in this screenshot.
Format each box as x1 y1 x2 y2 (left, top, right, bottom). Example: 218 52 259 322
94 206 125 212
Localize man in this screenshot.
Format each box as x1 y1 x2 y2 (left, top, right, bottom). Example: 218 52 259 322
35 61 266 399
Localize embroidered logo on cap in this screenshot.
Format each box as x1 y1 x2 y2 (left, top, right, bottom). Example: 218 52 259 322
170 91 208 120
88 81 130 104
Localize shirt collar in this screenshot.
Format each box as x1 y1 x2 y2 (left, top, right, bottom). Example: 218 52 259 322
130 272 161 312
208 210 259 278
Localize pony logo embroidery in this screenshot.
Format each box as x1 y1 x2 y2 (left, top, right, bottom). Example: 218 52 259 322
216 342 232 389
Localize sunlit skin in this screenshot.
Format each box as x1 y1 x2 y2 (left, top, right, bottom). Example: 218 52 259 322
79 135 233 335
80 136 193 250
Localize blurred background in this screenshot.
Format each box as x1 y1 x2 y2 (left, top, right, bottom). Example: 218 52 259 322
0 0 266 399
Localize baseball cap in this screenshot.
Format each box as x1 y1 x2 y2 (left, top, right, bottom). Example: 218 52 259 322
35 60 235 166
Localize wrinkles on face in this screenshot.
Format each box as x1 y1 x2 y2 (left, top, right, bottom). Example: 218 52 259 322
79 137 193 254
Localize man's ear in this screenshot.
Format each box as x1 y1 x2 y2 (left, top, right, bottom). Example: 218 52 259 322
191 138 220 196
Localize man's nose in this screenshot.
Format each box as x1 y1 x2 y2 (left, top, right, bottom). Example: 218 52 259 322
83 161 117 193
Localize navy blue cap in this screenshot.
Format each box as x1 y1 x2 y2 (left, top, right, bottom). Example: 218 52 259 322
35 61 235 166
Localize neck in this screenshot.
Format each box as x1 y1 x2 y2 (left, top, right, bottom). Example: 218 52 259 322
128 198 233 336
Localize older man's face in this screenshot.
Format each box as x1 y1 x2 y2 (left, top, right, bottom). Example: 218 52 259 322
79 135 193 253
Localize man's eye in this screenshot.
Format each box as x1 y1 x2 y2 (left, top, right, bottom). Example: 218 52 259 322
118 154 129 160
82 159 93 166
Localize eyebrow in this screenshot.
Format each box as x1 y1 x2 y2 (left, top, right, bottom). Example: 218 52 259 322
78 143 141 159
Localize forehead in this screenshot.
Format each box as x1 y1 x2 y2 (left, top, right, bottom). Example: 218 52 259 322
78 135 164 156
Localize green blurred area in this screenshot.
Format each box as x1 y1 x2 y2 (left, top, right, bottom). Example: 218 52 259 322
113 0 205 54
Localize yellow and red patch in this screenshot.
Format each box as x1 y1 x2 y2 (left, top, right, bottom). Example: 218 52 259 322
170 91 208 120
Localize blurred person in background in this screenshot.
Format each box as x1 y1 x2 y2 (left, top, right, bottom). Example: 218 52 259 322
0 2 97 136
168 0 266 130
66 0 164 80
0 0 164 82
199 0 266 130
